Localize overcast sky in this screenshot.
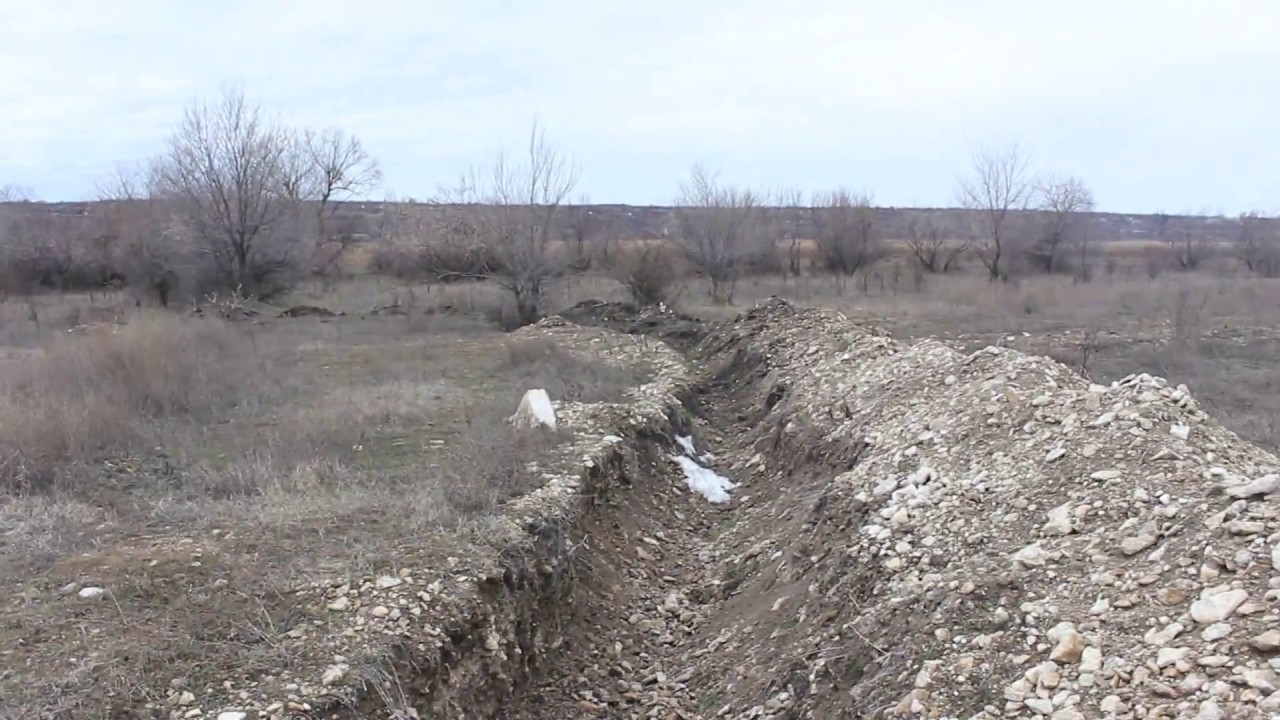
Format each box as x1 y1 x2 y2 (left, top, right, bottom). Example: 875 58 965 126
1 0 1278 213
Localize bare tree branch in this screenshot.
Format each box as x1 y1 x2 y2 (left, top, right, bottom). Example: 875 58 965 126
1031 175 1095 276
903 212 965 273
956 142 1035 282
811 189 886 288
675 163 764 305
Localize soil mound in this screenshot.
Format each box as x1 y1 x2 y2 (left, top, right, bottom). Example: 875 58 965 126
557 300 707 350
689 298 1280 718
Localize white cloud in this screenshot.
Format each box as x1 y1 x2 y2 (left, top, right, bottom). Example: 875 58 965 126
2 0 1279 211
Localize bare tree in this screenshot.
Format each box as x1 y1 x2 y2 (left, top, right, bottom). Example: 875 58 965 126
562 194 601 272
150 85 309 297
773 187 808 277
903 212 965 273
605 240 685 306
93 162 194 306
675 163 764 305
1166 225 1211 272
1236 211 1280 277
435 122 581 327
0 211 81 292
957 142 1035 281
811 189 886 290
1031 175 1095 275
1149 210 1211 273
0 184 33 202
296 128 381 278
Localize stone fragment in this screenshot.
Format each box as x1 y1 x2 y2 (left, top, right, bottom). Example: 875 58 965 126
1048 623 1085 664
1043 503 1074 535
1252 629 1280 653
1190 588 1249 624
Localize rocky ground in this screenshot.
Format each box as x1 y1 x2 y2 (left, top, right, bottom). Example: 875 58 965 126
498 299 1280 719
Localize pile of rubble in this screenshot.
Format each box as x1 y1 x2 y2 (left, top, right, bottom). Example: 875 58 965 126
694 299 1280 719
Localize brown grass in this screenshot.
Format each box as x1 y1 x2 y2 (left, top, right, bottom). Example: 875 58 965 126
0 311 260 493
501 336 652 404
0 288 655 717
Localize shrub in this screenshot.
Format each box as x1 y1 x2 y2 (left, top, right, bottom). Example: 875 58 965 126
604 242 686 306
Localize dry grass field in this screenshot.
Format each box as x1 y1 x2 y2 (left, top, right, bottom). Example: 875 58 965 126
0 284 652 715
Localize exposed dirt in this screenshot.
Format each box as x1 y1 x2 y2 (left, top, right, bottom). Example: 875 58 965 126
558 299 709 351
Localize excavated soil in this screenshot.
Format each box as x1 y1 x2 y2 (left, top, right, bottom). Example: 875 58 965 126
499 299 1280 720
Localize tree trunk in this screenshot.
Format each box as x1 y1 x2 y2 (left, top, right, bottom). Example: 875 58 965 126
514 288 540 327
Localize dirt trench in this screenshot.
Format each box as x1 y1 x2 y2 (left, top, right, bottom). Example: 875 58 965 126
495 403 733 717
341 298 1280 720
494 302 846 720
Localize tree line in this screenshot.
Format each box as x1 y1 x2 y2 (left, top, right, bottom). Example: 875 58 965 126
2 87 1278 326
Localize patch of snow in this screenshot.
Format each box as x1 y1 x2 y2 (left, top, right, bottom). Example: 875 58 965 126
78 586 105 600
602 435 624 444
675 434 698 456
670 454 737 503
509 389 557 430
675 434 717 464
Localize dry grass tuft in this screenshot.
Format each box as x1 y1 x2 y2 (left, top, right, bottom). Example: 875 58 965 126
0 311 261 492
501 336 652 404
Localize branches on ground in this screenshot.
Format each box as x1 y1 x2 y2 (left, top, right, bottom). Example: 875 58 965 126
811 189 886 280
674 163 765 305
956 142 1035 282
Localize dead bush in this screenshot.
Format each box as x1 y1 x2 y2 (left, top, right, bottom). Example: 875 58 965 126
1170 284 1210 348
605 242 686 306
0 312 260 492
436 407 566 514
